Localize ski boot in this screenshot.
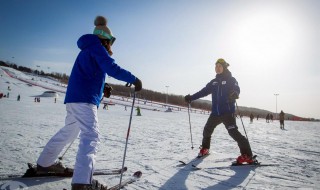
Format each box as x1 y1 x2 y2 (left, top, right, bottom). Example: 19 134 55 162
236 154 255 165
37 162 70 174
198 147 209 157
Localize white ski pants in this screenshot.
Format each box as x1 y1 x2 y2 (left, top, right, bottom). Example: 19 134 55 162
37 103 101 184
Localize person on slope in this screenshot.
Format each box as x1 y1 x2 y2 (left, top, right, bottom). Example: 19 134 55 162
36 16 142 190
184 58 253 164
279 110 285 130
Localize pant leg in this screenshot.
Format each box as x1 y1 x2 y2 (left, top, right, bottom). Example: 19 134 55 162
71 103 101 185
202 114 221 149
222 114 252 157
37 104 80 167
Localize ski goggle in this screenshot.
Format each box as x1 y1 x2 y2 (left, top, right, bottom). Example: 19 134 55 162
93 29 116 45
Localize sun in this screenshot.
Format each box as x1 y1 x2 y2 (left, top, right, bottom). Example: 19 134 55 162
222 3 302 70
236 12 296 57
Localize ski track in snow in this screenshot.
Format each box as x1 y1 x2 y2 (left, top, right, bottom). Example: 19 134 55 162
0 66 319 190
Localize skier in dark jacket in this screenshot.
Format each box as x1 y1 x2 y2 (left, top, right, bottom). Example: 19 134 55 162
185 58 253 164
250 113 254 123
279 110 285 129
36 16 142 190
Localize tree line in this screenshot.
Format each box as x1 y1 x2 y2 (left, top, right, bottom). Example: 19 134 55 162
0 60 69 84
1 60 318 121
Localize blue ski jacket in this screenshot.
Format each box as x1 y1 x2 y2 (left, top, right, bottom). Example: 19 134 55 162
64 34 136 106
190 70 240 116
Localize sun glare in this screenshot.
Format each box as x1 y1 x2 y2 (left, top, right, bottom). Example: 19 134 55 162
223 3 302 70
238 13 296 57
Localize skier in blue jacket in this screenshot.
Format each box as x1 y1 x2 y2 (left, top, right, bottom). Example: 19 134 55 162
37 16 142 190
185 58 253 164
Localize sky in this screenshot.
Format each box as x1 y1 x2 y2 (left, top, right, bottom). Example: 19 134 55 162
1 0 319 119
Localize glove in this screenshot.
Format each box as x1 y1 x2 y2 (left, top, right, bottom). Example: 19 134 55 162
229 91 239 101
184 94 192 103
133 78 142 91
103 83 113 98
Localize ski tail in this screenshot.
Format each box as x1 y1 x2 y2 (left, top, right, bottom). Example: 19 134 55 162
178 153 210 167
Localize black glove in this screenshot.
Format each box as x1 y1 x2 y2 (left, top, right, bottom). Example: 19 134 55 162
184 94 192 103
229 91 239 101
103 83 113 98
133 78 142 91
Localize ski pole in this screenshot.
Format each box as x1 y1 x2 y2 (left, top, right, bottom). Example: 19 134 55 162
118 89 136 190
187 103 194 149
58 139 76 161
235 100 252 148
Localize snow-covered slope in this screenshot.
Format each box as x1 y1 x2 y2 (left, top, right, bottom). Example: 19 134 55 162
0 67 319 190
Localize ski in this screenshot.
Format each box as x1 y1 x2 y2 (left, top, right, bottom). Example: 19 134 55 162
178 153 210 167
231 163 279 167
192 163 279 170
192 155 279 170
0 163 127 180
107 171 142 190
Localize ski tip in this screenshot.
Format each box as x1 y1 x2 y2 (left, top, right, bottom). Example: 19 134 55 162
191 164 201 170
133 171 142 178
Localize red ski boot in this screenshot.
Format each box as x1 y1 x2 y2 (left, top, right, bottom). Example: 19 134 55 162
198 148 209 157
236 154 254 164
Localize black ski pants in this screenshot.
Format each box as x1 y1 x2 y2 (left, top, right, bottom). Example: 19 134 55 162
201 113 252 157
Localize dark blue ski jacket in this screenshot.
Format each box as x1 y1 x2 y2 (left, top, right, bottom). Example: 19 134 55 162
190 70 240 116
65 34 136 106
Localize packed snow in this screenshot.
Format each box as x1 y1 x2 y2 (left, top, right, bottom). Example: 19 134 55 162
0 66 319 190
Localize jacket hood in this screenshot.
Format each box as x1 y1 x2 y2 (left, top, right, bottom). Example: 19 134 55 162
77 34 101 50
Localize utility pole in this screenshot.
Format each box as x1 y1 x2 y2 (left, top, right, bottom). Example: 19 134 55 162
165 86 169 106
274 94 279 119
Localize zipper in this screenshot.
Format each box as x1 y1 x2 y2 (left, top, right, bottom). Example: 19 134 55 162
216 84 220 115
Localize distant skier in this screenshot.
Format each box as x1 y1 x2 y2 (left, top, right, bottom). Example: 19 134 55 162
17 94 20 101
136 106 142 116
184 58 253 164
266 114 270 123
250 113 254 123
270 114 273 122
103 103 108 110
279 110 285 129
36 15 142 190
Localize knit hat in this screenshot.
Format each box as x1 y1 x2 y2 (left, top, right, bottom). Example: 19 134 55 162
215 58 230 68
93 16 116 45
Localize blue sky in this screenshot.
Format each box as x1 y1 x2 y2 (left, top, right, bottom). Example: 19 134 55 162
1 0 320 118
